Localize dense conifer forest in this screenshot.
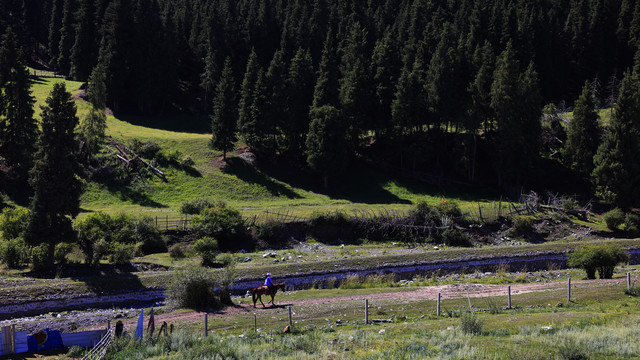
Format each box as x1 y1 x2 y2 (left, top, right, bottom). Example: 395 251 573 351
1 0 640 206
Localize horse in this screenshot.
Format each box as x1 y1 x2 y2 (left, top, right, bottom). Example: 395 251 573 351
251 282 286 308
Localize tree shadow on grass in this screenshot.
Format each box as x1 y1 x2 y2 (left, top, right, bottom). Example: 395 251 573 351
27 264 147 294
222 157 302 199
257 161 411 205
117 112 211 134
97 180 168 208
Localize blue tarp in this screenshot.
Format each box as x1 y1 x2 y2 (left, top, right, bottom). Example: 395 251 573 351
27 329 64 352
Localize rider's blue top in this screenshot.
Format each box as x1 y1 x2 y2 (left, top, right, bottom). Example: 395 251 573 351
264 276 273 287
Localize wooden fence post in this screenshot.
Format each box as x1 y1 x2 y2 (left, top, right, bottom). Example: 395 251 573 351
11 324 15 354
204 313 208 337
166 215 168 231
437 293 441 317
288 306 293 330
628 272 631 291
254 314 257 332
567 278 571 302
155 216 158 227
365 299 369 324
507 286 512 309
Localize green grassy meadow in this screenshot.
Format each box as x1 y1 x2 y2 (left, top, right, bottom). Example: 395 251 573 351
23 75 500 220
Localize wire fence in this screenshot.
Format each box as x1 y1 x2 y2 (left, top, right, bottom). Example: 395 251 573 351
81 328 113 360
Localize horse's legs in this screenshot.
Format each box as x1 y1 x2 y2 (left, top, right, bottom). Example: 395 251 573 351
259 294 266 307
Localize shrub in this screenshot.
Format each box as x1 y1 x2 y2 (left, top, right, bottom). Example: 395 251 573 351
180 198 216 215
75 212 113 265
567 244 629 279
167 266 220 309
440 228 472 247
409 200 442 225
30 245 49 271
624 212 640 236
437 199 462 218
0 238 27 268
557 338 588 360
215 253 235 267
602 208 625 231
54 243 73 265
110 243 134 265
191 202 253 251
169 243 188 259
92 238 111 266
0 207 30 240
193 237 218 267
460 313 483 335
133 217 165 254
561 198 580 211
511 215 533 236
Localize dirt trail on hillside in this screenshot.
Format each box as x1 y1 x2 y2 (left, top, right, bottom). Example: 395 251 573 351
86 278 623 331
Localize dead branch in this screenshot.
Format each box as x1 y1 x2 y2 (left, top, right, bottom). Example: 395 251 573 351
105 137 167 182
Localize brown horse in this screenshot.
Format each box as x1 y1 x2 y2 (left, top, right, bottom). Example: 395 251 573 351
251 283 286 308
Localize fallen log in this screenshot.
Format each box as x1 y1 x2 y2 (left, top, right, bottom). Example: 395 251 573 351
105 137 167 183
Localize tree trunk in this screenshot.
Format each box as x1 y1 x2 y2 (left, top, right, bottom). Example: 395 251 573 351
323 173 328 189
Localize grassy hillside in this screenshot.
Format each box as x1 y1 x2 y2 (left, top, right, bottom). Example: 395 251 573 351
22 75 498 218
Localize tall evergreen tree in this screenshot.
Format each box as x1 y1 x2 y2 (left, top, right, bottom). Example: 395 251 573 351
200 43 217 113
564 81 600 179
48 0 63 68
306 105 348 189
0 28 38 180
210 58 237 160
70 0 98 81
312 29 340 108
78 65 107 157
238 49 260 142
592 72 640 207
264 48 288 153
26 83 81 268
56 0 75 74
285 47 314 157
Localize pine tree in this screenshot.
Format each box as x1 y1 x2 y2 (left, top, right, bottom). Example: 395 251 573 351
285 47 314 157
264 48 288 153
200 44 217 113
78 65 107 157
210 58 237 160
26 83 82 268
0 29 38 180
564 81 600 179
306 105 348 189
592 72 640 207
238 49 260 142
70 0 98 81
57 0 75 74
48 0 63 68
312 29 340 108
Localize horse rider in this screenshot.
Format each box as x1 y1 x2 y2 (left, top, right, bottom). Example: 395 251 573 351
264 272 273 292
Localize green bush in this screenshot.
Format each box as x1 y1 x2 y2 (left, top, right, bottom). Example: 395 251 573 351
436 199 462 218
511 215 533 236
440 228 472 247
180 198 216 215
215 253 235 267
602 208 625 231
92 238 110 266
567 244 629 279
54 243 73 265
110 243 134 265
30 245 49 271
169 243 188 259
167 266 220 309
561 198 580 211
191 202 253 251
460 313 483 335
0 238 28 268
624 212 640 236
75 212 113 265
409 200 442 225
0 207 30 240
193 237 218 267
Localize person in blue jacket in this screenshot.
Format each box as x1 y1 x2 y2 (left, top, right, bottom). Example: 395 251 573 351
264 272 273 291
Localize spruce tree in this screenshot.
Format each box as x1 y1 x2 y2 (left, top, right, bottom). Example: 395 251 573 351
48 0 63 68
238 49 260 143
285 48 314 157
592 72 640 207
57 0 75 74
200 44 217 113
564 81 600 179
26 83 82 268
78 65 107 157
0 29 38 180
210 58 237 160
312 29 340 108
70 0 97 81
306 105 348 189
